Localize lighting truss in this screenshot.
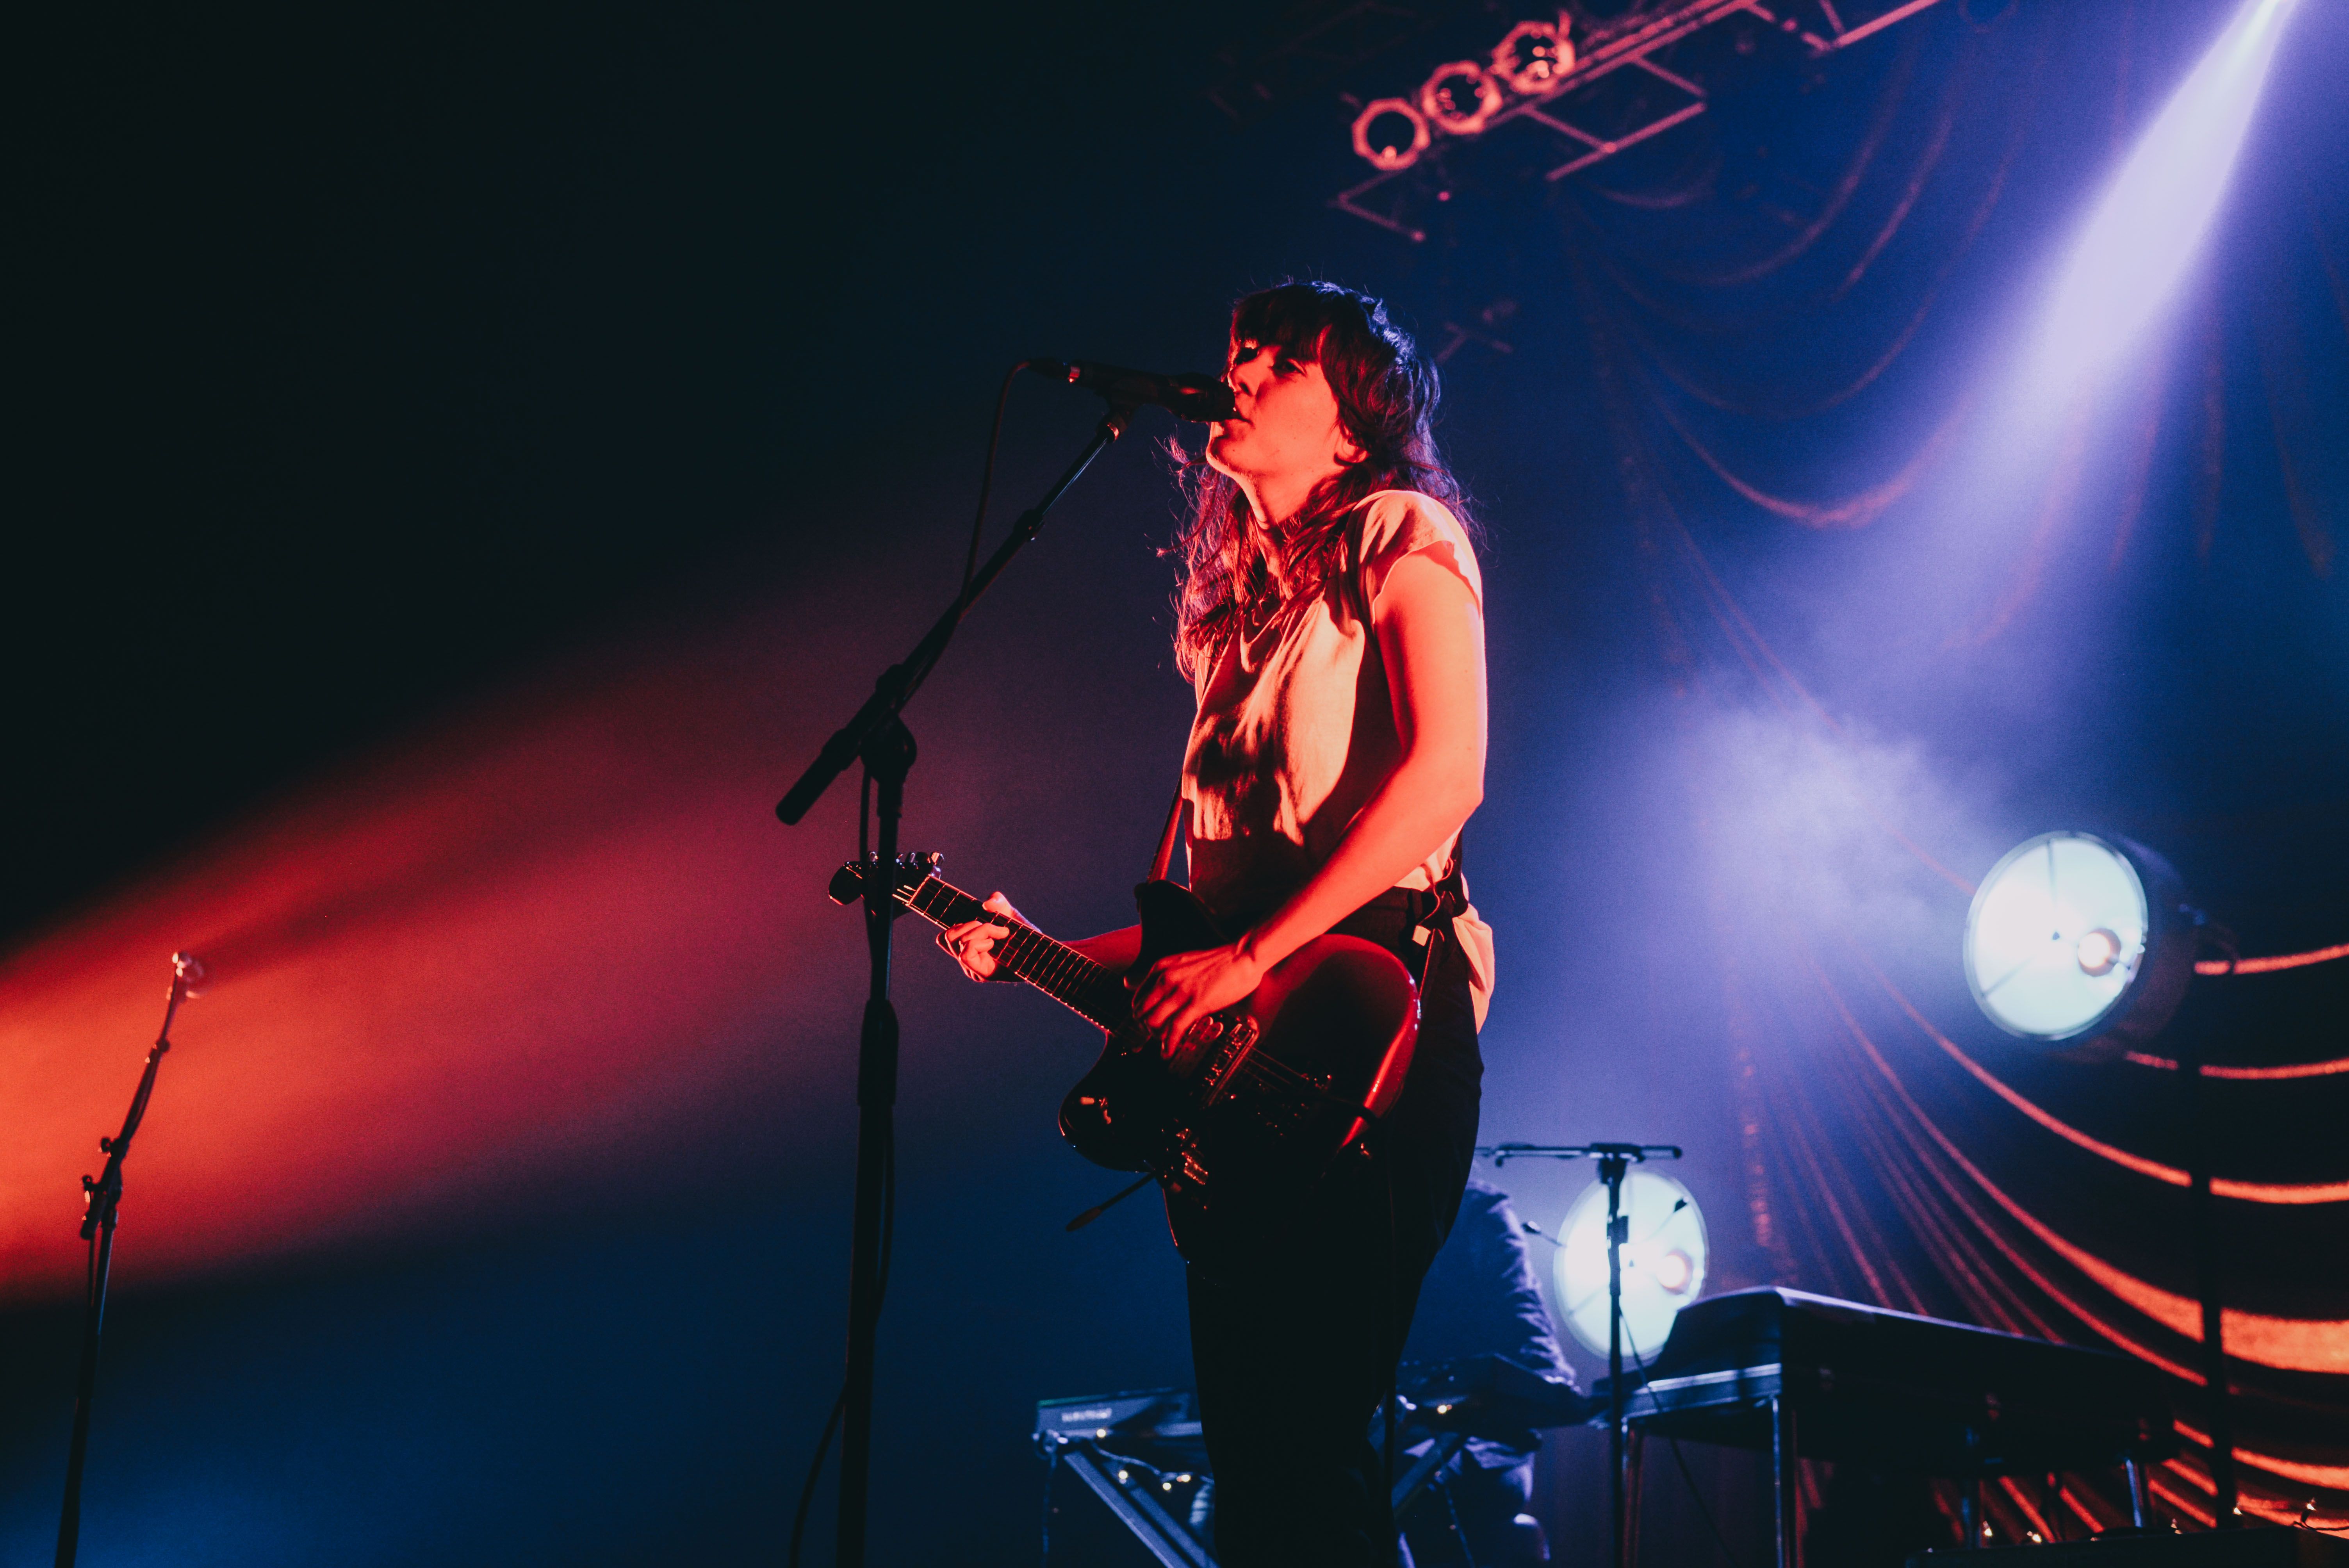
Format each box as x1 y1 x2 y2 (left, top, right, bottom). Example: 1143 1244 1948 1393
1331 0 1953 241
1208 0 1466 130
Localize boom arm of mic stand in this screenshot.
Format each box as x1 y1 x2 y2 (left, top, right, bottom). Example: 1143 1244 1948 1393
776 402 1135 826
1477 1142 1684 1167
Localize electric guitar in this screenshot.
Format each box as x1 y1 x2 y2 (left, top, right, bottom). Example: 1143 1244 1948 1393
829 852 1419 1264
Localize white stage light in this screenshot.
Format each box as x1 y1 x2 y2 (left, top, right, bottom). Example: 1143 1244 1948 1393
1552 1170 1708 1360
1963 832 2196 1054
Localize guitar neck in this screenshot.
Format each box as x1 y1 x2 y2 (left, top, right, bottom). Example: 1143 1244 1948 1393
901 876 1128 1032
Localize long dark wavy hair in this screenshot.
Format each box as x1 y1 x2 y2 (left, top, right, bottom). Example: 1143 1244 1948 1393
1170 281 1477 679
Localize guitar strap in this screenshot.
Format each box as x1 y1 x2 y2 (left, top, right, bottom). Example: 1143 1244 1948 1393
1148 790 1188 884
1403 831 1467 989
1153 763 1465 992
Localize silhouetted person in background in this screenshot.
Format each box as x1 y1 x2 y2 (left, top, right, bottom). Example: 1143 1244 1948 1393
1397 1178 1576 1566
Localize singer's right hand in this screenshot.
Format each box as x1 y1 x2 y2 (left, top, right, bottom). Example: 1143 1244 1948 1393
939 893 1022 982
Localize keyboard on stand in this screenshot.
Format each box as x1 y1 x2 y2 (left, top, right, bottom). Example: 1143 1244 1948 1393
1612 1288 2177 1568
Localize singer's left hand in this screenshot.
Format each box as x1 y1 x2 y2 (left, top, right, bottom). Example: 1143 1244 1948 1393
1131 944 1264 1064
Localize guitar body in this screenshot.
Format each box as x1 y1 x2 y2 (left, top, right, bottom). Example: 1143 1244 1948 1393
1057 879 1421 1267
832 857 1421 1270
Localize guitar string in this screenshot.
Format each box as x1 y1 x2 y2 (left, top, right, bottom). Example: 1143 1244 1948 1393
911 879 1123 1028
909 879 1363 1086
916 881 1114 1011
903 890 1395 1202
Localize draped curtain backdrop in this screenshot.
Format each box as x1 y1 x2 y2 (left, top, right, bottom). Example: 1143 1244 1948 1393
1539 0 2349 1539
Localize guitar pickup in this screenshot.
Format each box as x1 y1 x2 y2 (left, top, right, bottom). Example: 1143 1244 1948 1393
1163 1129 1212 1194
1195 1014 1260 1105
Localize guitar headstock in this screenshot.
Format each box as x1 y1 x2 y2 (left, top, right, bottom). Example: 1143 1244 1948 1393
827 850 943 909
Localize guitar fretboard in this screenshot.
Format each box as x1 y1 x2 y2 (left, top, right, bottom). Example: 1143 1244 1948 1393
901 876 1129 1032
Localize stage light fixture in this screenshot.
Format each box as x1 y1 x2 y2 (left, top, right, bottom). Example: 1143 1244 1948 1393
1419 61 1503 137
1351 97 1431 171
1963 832 2197 1055
1553 1170 1708 1359
1490 19 1575 96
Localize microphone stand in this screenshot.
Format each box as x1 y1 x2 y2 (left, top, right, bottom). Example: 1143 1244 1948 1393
2179 1029 2238 1527
777 396 1141 1568
1483 1141 1683 1568
55 952 205 1568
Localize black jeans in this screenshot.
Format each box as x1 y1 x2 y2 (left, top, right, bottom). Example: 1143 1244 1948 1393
1187 892 1484 1568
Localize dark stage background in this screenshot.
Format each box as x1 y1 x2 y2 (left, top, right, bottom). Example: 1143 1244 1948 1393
5 2 2345 1563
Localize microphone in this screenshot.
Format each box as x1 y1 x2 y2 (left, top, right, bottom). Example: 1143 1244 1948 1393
1034 360 1237 423
172 951 209 998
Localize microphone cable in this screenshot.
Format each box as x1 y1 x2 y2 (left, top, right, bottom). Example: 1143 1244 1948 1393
1619 1318 1748 1568
788 765 909 1568
964 361 1036 599
894 360 1041 715
790 357 1028 1559
787 1125 896 1567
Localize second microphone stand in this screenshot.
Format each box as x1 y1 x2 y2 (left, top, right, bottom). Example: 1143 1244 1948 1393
55 951 206 1568
1484 1140 1683 1568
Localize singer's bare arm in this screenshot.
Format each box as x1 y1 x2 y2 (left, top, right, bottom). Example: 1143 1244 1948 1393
1127 548 1484 1046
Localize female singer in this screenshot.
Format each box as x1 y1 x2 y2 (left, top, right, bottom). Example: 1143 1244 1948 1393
942 280 1492 1566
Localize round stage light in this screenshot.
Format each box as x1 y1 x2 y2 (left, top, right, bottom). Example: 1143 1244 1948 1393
1352 97 1432 170
1490 20 1576 96
1419 61 1503 136
1552 1170 1708 1360
1652 1248 1693 1293
1962 831 2196 1055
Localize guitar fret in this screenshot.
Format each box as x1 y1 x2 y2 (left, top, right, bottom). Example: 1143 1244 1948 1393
904 871 1123 1030
1008 928 1050 974
912 880 966 927
1018 936 1063 985
1036 943 1084 998
1035 944 1093 1006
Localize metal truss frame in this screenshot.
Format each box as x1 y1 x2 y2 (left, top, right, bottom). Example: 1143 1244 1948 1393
1331 0 1952 241
1208 0 1462 129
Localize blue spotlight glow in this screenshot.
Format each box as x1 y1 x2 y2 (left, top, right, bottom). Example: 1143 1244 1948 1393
2025 0 2300 414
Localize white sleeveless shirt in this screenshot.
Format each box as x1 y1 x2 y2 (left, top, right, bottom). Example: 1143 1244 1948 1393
1180 489 1496 1026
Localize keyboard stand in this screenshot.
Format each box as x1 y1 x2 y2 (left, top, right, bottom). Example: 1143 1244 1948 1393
1047 1438 1217 1568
